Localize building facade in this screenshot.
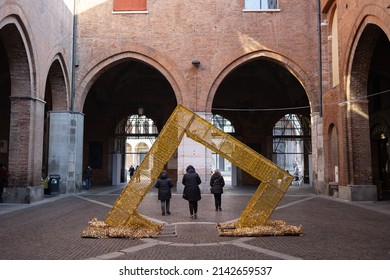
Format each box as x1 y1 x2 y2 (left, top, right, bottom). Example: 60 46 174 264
0 0 388 203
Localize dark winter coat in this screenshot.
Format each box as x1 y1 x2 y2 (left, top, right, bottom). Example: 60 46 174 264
154 172 173 201
83 166 92 179
182 165 202 202
210 173 225 194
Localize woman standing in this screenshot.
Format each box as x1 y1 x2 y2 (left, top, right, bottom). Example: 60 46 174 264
154 170 173 216
210 169 225 211
182 165 202 219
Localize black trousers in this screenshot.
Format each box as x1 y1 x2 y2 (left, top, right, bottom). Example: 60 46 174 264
188 201 198 215
160 199 170 213
214 193 222 210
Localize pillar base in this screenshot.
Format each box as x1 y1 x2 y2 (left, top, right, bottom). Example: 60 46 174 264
338 185 377 201
2 186 44 204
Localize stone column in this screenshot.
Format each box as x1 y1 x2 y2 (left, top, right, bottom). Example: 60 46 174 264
6 97 45 203
311 112 325 194
112 152 121 185
338 100 377 201
176 111 213 193
47 111 84 193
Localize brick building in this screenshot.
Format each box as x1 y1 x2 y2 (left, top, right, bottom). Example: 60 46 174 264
0 0 389 203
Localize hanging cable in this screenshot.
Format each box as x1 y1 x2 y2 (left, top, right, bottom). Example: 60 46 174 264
367 88 390 98
211 88 390 112
212 105 310 112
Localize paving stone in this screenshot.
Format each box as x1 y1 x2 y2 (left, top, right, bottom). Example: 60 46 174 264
1 184 389 260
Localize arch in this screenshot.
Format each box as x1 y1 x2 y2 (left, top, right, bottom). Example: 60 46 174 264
0 9 43 189
75 47 187 112
211 114 235 133
272 113 311 183
135 142 149 152
344 4 390 101
339 5 390 197
117 114 158 136
45 54 70 111
0 4 38 99
134 142 149 166
206 50 318 113
0 15 36 99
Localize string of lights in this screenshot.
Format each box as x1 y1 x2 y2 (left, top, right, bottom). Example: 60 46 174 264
211 89 390 112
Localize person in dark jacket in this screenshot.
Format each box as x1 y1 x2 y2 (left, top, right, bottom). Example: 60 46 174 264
83 165 93 190
128 165 135 181
182 165 202 219
210 169 225 211
154 170 173 216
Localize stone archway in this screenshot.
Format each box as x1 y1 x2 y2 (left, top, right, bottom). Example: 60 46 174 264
43 57 81 194
207 52 315 188
341 23 389 200
0 18 45 203
82 58 178 186
367 30 390 200
206 51 318 112
75 50 186 113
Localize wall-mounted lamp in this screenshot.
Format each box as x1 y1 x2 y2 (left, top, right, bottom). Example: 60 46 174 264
192 60 200 67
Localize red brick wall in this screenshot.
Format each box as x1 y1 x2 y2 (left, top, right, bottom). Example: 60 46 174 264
1 0 74 191
321 0 390 187
75 0 320 112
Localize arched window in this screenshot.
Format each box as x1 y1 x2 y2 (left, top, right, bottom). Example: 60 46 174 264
273 114 311 177
122 114 158 136
135 142 149 164
115 115 158 176
212 114 235 133
331 7 340 86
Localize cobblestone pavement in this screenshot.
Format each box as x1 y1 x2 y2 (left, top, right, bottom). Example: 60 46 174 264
1 184 390 260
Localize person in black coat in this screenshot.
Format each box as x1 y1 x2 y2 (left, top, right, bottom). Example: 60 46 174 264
83 165 93 190
128 165 135 181
182 165 202 219
154 170 173 216
210 169 225 211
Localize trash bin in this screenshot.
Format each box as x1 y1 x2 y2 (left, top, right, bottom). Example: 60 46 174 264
45 174 61 195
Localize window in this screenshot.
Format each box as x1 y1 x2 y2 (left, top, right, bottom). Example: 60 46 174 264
244 0 278 10
113 0 147 12
331 8 340 87
120 115 158 136
212 114 235 133
272 114 311 174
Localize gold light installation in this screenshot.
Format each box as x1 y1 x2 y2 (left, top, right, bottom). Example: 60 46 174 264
82 105 303 238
